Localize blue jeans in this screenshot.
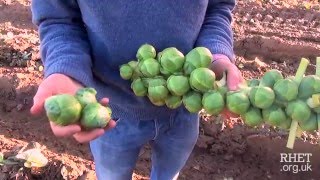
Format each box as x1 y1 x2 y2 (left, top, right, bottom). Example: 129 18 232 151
89 107 199 180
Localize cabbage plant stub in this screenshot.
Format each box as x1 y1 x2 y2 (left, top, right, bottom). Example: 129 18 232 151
286 100 311 123
75 88 98 108
158 47 185 74
262 104 287 127
139 58 160 78
136 44 156 61
202 90 225 115
80 103 112 129
259 69 283 87
44 94 82 126
273 79 298 102
167 75 190 96
226 90 250 115
298 75 320 99
189 68 215 93
242 107 264 127
183 91 203 113
183 47 213 75
249 86 275 109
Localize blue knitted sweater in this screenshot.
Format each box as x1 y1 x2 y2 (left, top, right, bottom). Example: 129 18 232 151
31 0 236 120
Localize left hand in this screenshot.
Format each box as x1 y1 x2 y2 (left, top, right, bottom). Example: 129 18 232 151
210 54 244 118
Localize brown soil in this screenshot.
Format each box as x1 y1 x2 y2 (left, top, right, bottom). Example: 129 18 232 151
1 0 320 180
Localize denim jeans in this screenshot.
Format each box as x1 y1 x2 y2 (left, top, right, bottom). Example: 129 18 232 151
89 107 199 180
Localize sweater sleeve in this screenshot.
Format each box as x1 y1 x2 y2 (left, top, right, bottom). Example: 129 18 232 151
195 0 236 63
31 0 93 86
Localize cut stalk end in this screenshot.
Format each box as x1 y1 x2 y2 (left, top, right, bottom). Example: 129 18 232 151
286 120 299 149
294 58 310 84
316 57 320 77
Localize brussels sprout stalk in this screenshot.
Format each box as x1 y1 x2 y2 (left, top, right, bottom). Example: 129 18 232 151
286 58 310 149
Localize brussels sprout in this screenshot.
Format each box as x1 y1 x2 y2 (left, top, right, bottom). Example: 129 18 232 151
148 96 166 106
165 95 182 109
298 75 320 99
128 60 142 79
183 91 203 113
249 86 275 109
189 68 215 92
139 58 160 77
247 78 260 87
167 75 190 96
259 69 283 87
146 77 169 102
241 107 264 127
286 100 311 123
158 47 185 74
75 88 98 108
273 79 298 102
262 104 287 127
202 90 225 115
226 90 250 115
160 67 171 79
278 118 292 130
136 44 156 61
183 47 213 75
44 94 82 126
299 112 318 132
80 103 112 129
131 78 147 96
119 64 133 80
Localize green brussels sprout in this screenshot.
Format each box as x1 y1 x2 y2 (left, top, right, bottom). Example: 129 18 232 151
273 79 298 102
299 112 318 132
226 90 250 115
249 86 275 109
139 58 160 77
165 95 182 109
80 102 112 129
119 64 133 80
183 47 213 75
241 107 263 127
148 96 166 106
44 94 82 126
145 77 169 102
183 91 203 113
202 90 225 115
278 118 292 130
75 88 98 108
136 44 156 61
189 68 215 92
131 78 147 96
167 75 190 96
298 75 320 99
262 104 287 127
158 47 185 74
259 69 283 87
160 67 171 79
247 78 260 87
286 100 311 123
127 60 142 79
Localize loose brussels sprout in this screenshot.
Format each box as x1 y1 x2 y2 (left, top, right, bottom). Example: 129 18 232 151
259 69 283 87
165 95 182 109
202 90 225 115
75 88 98 108
183 47 213 75
189 68 215 92
131 78 147 96
158 47 185 74
183 91 203 113
136 44 156 61
286 100 311 123
273 79 298 102
299 112 318 132
119 64 133 80
139 58 160 77
167 75 190 96
226 90 250 115
262 104 287 127
44 94 82 126
249 86 275 109
298 75 320 99
80 102 112 129
242 107 264 127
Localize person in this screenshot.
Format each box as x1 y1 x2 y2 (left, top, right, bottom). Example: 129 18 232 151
30 0 243 179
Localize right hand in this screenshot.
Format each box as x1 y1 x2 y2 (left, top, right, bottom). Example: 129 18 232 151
30 73 116 143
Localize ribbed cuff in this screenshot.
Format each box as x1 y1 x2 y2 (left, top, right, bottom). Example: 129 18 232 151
207 44 235 63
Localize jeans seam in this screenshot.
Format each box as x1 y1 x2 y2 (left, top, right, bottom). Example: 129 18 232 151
152 119 159 140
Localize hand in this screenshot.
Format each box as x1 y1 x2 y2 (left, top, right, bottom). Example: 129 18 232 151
211 55 244 118
30 73 116 143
